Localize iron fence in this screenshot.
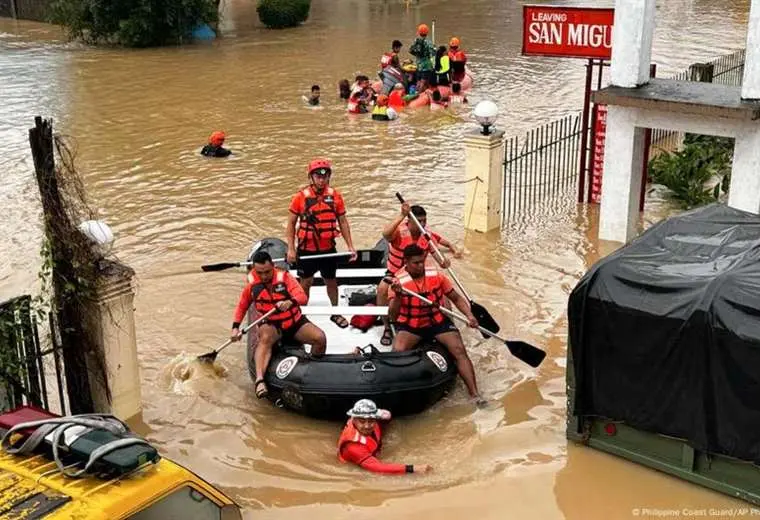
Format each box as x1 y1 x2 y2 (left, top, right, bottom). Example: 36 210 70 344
0 295 67 414
502 113 581 223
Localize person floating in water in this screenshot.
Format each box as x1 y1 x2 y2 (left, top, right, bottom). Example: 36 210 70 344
338 79 351 101
308 84 321 106
337 399 433 474
201 131 231 158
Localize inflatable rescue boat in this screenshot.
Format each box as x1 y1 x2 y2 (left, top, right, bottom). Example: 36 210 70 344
245 238 457 420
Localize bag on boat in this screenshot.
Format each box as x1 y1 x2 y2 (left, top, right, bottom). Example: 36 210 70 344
347 287 377 306
350 304 379 332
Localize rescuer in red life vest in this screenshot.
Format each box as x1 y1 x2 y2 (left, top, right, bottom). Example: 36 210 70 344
230 251 327 399
447 37 468 84
338 399 432 474
388 244 483 403
376 202 461 346
286 159 357 329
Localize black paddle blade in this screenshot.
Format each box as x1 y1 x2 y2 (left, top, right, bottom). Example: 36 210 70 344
505 340 546 368
471 301 500 338
197 351 219 363
201 262 240 272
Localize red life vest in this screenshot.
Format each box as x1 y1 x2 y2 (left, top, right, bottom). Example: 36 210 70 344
247 270 302 330
395 268 447 328
297 186 340 252
347 88 364 114
380 52 394 69
337 419 382 463
387 225 435 274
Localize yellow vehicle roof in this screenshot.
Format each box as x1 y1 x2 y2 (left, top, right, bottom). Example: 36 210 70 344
0 450 236 519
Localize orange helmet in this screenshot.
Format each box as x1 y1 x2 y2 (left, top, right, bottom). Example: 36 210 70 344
417 24 429 36
209 131 225 147
377 95 389 107
307 158 332 176
449 37 460 48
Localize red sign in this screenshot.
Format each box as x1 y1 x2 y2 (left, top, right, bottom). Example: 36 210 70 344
522 5 614 60
590 104 608 204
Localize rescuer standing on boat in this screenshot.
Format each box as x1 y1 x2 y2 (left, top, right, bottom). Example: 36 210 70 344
286 159 357 330
338 399 433 474
388 244 483 404
231 251 327 400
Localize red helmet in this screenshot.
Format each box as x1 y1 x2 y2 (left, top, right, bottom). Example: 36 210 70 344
307 158 332 176
417 24 429 36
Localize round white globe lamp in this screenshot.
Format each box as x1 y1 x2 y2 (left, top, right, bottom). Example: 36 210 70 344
473 100 499 136
78 220 114 257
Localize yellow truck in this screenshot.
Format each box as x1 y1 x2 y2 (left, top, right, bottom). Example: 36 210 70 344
0 407 242 519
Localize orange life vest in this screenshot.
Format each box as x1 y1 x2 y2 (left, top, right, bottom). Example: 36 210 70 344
387 225 434 274
380 51 394 69
395 268 447 328
337 419 382 463
297 186 340 252
347 88 364 114
247 270 302 330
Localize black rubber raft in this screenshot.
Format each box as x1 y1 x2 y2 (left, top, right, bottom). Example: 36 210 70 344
245 238 457 420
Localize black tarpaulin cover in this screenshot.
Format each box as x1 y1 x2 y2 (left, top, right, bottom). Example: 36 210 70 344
569 204 760 463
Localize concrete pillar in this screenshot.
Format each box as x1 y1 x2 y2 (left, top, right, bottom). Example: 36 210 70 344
609 0 656 88
741 0 760 99
598 106 646 243
728 129 760 213
84 260 142 421
463 129 505 233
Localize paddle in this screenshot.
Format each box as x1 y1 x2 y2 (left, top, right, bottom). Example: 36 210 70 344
397 286 546 368
201 251 352 272
395 192 501 338
197 308 277 363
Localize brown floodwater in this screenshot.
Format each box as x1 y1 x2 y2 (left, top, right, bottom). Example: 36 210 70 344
0 0 754 518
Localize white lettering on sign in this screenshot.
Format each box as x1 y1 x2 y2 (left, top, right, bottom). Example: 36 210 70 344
531 12 568 22
568 24 613 48
528 22 563 45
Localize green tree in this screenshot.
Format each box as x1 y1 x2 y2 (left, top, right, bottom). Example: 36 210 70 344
257 0 310 29
49 0 219 47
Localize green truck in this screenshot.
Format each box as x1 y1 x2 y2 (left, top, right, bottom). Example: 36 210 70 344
566 204 760 505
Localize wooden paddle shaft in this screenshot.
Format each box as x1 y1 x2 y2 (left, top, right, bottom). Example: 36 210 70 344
399 287 505 342
216 308 277 353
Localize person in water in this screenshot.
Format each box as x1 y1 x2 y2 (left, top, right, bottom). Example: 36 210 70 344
200 131 231 157
371 95 398 121
230 251 327 399
379 39 403 72
449 82 468 104
388 83 406 111
347 75 372 114
338 79 351 101
448 37 468 84
286 159 357 329
430 89 449 110
388 244 483 404
338 399 433 474
308 84 321 106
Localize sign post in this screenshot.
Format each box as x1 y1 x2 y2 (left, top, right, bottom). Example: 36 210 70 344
521 5 614 204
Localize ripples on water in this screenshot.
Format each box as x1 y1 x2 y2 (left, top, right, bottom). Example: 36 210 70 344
0 0 752 516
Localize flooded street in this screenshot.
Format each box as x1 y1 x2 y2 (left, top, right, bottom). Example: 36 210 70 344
0 0 754 517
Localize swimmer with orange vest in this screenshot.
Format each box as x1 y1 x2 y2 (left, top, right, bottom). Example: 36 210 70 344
338 399 433 474
201 131 231 157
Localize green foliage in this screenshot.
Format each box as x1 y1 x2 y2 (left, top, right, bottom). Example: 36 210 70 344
48 0 219 47
257 0 310 29
648 134 734 209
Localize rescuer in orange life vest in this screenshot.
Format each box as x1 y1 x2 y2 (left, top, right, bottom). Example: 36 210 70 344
230 251 327 399
286 159 358 329
388 244 483 404
376 202 461 346
338 398 433 474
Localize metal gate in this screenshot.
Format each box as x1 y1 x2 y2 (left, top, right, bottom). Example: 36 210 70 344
0 295 67 414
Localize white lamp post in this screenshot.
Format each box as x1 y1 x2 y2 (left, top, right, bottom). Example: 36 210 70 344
473 100 499 136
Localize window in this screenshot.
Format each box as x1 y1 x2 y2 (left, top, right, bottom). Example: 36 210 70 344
128 486 221 520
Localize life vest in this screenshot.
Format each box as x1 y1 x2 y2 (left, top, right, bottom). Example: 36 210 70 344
296 186 340 252
380 52 394 69
435 55 451 74
395 268 447 328
386 225 435 275
337 419 382 463
246 270 302 330
388 90 405 110
347 88 364 114
372 105 390 121
450 51 467 81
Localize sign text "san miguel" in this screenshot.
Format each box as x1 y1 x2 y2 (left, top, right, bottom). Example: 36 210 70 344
522 6 614 60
